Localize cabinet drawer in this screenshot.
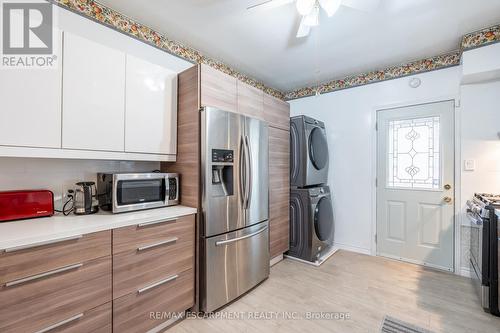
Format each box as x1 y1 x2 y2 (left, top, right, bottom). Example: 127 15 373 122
113 214 195 255
0 231 110 284
0 256 112 333
47 302 112 333
113 217 194 299
113 269 194 333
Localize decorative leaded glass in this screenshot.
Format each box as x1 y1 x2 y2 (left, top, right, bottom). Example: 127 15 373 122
387 116 440 189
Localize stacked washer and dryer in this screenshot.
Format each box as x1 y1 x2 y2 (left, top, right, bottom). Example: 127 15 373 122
288 116 334 263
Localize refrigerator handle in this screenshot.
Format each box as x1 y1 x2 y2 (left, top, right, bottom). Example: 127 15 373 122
215 224 268 246
245 135 252 210
239 136 247 208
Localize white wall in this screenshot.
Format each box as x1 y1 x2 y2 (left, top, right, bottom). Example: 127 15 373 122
460 81 500 221
289 67 462 254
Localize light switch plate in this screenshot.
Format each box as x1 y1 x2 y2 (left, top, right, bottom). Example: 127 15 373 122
464 159 476 171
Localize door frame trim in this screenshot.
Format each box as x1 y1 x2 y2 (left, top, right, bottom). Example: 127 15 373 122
370 94 462 275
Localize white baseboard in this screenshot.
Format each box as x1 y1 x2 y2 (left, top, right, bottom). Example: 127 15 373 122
332 242 371 255
460 267 472 278
270 254 284 266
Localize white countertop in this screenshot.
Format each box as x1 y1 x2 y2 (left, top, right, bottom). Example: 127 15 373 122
0 205 197 251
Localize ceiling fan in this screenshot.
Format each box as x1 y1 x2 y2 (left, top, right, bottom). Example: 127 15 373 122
248 0 381 38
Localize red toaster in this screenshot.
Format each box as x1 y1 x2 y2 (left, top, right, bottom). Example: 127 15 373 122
0 190 54 222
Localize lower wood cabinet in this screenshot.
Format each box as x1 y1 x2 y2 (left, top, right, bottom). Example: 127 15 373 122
0 256 111 333
113 215 195 299
113 269 195 333
0 231 111 285
112 214 196 332
269 127 290 258
0 214 196 333
49 302 112 333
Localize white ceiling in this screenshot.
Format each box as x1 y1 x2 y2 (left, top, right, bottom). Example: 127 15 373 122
98 0 500 92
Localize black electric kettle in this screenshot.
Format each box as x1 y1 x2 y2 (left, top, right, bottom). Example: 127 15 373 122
74 181 99 215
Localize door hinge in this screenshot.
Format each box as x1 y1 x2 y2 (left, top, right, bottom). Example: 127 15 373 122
375 234 377 244
375 178 378 187
375 122 378 131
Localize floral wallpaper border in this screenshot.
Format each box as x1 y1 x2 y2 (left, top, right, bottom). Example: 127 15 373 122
461 23 500 51
50 1 498 101
49 0 286 100
285 51 461 100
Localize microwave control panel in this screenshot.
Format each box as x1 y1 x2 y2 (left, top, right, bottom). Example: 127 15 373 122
168 178 177 200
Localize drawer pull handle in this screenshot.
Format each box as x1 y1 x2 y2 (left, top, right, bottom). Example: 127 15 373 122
138 274 178 294
35 313 84 333
137 218 177 228
4 263 83 288
3 235 83 253
137 237 178 252
215 225 268 246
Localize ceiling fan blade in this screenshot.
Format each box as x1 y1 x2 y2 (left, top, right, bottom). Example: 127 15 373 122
247 0 294 11
342 0 381 11
296 16 311 38
303 4 320 26
318 0 342 17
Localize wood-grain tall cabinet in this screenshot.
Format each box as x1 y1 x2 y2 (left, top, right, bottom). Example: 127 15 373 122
162 64 290 266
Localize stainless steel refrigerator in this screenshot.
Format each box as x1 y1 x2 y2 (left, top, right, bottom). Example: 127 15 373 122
200 107 269 312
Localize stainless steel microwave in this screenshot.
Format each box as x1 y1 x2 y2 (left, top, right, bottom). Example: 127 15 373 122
97 172 179 213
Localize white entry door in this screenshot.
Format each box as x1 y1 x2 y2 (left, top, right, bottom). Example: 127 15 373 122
376 100 455 271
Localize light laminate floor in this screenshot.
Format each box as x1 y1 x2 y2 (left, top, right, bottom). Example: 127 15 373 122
170 250 500 333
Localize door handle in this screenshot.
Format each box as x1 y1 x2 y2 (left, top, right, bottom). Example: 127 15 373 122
443 196 453 204
239 136 246 207
137 237 178 252
137 274 178 294
4 263 83 288
137 218 177 228
35 313 84 333
215 225 268 246
244 135 252 210
3 235 83 253
444 184 452 190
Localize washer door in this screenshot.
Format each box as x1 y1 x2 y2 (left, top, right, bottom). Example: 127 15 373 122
314 196 333 242
308 127 329 170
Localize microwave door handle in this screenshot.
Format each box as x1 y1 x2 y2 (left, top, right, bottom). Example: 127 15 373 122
164 176 169 203
245 135 252 210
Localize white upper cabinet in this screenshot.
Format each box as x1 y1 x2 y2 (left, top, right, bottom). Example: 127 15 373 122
0 30 63 149
62 32 126 152
125 55 178 155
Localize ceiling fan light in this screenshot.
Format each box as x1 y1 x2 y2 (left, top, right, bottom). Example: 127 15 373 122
318 0 342 17
303 4 319 26
296 0 316 16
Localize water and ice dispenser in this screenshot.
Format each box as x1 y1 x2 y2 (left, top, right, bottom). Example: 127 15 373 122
211 149 234 197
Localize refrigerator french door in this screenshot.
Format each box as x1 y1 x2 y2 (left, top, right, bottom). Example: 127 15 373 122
200 107 269 312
